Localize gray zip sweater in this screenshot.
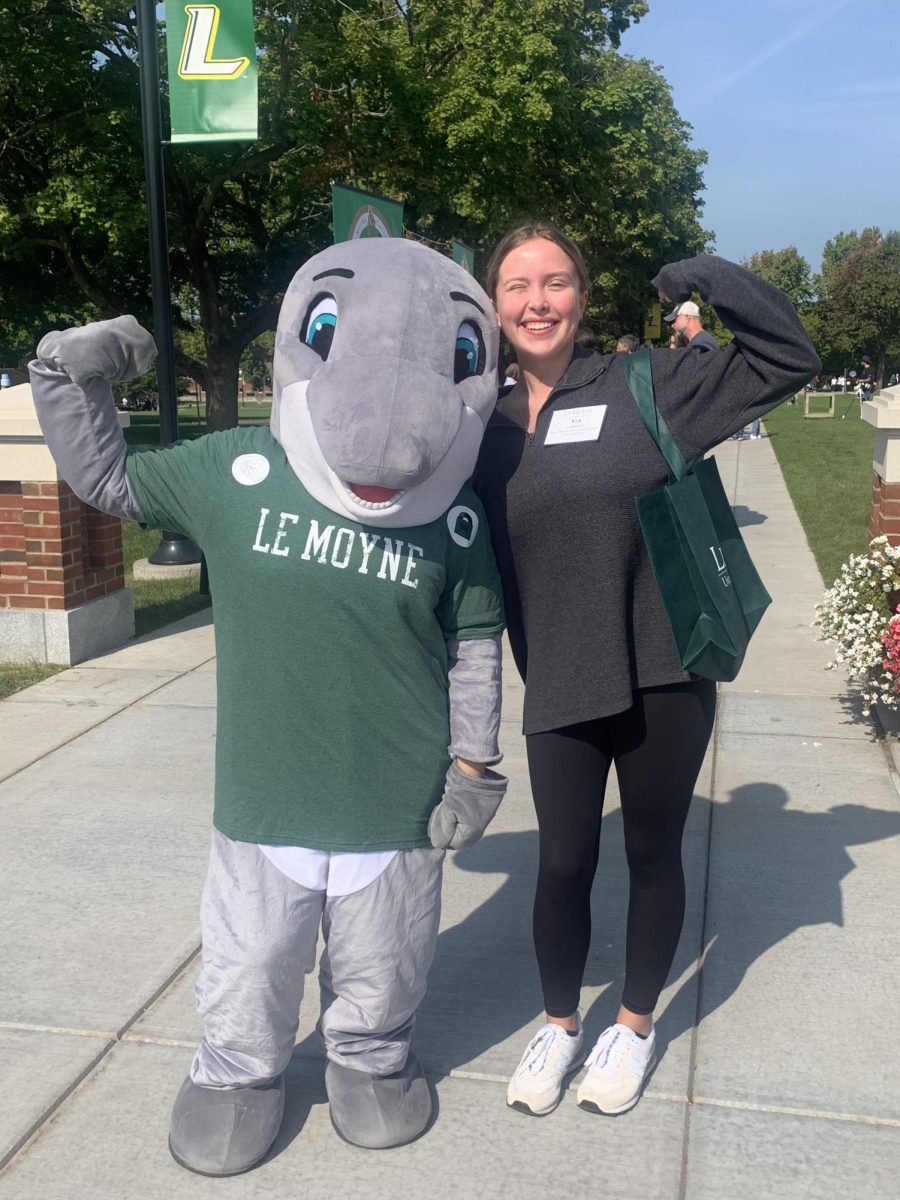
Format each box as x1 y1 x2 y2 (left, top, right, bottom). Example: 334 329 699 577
473 254 820 734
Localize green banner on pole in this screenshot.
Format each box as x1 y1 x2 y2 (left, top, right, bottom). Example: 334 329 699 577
451 240 475 274
165 1 258 143
332 184 404 242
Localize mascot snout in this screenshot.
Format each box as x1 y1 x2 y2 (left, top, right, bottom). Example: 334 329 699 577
307 356 463 490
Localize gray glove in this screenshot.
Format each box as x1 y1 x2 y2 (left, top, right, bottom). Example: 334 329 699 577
427 762 508 850
36 316 157 388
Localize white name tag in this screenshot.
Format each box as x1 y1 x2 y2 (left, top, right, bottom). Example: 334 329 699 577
543 405 607 445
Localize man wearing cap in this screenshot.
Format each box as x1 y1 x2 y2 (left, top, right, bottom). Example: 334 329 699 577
664 301 719 352
859 355 875 394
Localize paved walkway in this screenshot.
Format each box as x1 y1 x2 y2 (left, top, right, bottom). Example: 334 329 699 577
1 434 899 1199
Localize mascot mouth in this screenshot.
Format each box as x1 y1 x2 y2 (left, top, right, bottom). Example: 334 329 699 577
344 482 406 509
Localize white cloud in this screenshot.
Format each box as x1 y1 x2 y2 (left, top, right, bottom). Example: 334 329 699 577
693 0 855 102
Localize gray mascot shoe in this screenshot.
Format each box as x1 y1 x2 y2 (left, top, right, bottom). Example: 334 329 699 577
168 1074 285 1176
326 1054 433 1149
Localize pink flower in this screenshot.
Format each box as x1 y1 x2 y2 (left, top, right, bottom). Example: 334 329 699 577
881 608 900 685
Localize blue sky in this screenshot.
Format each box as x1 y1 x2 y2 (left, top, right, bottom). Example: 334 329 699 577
620 0 900 271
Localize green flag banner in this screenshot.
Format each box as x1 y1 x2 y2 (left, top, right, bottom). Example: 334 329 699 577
165 1 258 143
451 240 475 274
332 184 404 243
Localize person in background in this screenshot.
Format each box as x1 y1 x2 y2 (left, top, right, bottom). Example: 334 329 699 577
668 331 688 350
663 300 718 352
573 327 598 352
473 221 819 1122
503 361 520 387
859 355 875 395
616 334 640 354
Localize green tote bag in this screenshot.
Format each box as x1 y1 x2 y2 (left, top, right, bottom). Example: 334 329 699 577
622 349 771 682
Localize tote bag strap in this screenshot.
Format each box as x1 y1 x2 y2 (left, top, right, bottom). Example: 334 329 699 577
622 348 688 482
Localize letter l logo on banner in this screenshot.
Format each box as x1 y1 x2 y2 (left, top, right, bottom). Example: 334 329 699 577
165 0 258 143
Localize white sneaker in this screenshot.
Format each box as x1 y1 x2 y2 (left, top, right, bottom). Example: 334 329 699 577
576 1023 656 1115
507 1021 585 1116
750 433 762 439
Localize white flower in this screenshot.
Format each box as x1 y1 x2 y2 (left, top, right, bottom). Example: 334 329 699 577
817 536 900 711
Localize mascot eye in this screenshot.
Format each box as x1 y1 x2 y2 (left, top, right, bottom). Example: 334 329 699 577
302 295 338 359
454 321 485 383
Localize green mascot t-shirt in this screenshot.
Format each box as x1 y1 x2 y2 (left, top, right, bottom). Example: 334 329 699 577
126 426 504 851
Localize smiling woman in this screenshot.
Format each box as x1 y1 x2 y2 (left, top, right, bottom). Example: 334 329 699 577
473 221 820 1121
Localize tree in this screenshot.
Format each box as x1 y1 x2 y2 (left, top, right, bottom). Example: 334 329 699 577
742 247 813 307
819 227 885 287
817 228 900 386
0 3 146 360
0 0 707 425
322 1 707 341
0 1 343 425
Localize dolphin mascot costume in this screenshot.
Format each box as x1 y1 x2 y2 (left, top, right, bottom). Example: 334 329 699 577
28 239 507 1175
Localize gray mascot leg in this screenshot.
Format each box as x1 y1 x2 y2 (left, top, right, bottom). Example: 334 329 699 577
169 832 324 1176
318 847 445 1149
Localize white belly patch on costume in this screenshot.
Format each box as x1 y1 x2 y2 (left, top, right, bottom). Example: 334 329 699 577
258 844 399 897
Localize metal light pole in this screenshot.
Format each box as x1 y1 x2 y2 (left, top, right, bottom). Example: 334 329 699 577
136 0 201 568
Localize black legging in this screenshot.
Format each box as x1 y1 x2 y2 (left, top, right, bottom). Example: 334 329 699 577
526 679 716 1018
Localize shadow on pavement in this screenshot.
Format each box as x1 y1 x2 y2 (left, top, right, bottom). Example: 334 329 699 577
732 504 767 527
663 783 900 1048
272 780 900 1156
407 785 900 1078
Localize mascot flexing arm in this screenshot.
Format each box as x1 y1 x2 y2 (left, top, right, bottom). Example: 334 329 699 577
28 239 507 1175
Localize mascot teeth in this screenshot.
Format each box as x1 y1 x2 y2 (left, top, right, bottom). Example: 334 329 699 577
344 482 405 508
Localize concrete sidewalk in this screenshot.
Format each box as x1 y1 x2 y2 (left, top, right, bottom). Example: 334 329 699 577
1 434 899 1199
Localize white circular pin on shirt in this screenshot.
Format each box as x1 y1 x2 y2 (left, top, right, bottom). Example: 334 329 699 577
231 454 270 485
447 505 478 548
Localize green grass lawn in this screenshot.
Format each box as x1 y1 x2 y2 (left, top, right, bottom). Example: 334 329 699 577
0 403 272 698
122 399 271 448
0 661 65 701
122 522 211 638
763 395 875 587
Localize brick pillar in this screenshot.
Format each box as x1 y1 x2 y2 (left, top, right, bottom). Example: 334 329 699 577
863 386 900 546
0 384 133 664
0 480 124 608
869 472 900 545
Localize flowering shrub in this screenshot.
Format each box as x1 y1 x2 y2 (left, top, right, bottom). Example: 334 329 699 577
815 535 900 712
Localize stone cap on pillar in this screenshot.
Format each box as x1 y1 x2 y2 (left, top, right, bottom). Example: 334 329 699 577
862 385 900 429
0 382 129 483
862 386 900 484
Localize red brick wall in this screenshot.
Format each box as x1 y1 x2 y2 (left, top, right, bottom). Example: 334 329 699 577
0 480 124 611
869 472 900 545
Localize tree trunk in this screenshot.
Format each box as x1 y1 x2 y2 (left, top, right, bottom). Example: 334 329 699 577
204 344 242 432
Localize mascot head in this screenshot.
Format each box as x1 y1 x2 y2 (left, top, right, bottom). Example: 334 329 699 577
270 239 499 527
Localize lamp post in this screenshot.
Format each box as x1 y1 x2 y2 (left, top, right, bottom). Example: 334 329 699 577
136 0 201 568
